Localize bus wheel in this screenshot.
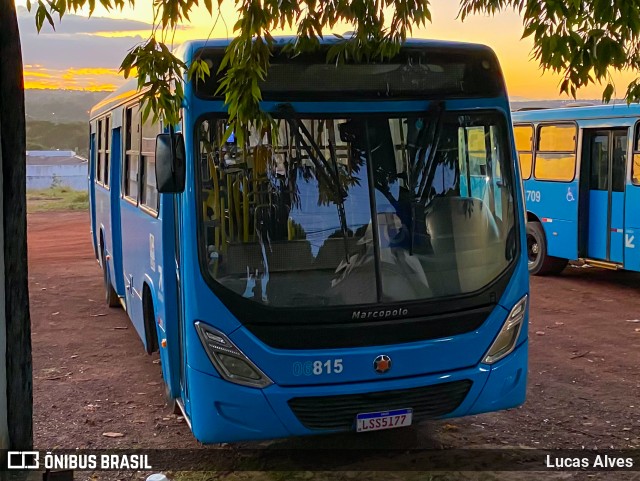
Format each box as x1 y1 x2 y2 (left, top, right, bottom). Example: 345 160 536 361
102 248 120 308
143 288 159 354
526 222 568 276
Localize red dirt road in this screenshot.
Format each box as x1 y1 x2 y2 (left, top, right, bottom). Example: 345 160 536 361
28 211 640 476
29 211 195 449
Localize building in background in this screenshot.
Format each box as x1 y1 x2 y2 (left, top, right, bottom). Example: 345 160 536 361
26 150 87 191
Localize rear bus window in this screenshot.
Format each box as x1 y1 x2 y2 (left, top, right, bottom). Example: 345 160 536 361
535 123 576 181
514 124 533 180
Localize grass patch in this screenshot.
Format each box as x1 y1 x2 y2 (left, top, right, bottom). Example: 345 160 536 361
27 187 89 212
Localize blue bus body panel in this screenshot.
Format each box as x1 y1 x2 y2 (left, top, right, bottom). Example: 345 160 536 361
92 121 125 298
187 340 527 443
228 306 510 386
523 179 579 260
120 201 145 340
587 190 609 260
94 186 110 253
109 127 126 296
464 340 527 416
88 132 98 258
187 97 512 121
610 192 625 263
119 199 164 350
512 104 640 123
624 184 640 270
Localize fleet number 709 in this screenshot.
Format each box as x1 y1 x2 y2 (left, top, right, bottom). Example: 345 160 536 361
526 190 541 203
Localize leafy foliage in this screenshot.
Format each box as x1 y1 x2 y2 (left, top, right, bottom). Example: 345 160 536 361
459 0 640 103
26 0 640 133
27 0 430 134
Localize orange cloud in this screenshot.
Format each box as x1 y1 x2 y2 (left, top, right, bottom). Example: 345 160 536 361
24 66 121 92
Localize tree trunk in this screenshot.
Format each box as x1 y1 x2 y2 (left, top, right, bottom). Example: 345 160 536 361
0 0 33 450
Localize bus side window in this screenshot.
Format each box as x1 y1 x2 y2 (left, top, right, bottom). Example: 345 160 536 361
124 105 141 202
467 126 487 176
103 116 111 187
514 124 533 180
491 125 505 221
90 132 97 179
633 123 640 185
140 107 160 212
96 119 103 184
534 123 576 181
458 126 488 200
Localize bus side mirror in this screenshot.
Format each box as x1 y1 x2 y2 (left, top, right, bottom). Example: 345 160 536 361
156 133 186 193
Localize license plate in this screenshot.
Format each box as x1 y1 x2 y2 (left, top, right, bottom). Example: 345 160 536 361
356 408 413 432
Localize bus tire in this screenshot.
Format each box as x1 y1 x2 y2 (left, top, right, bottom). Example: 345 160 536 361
143 288 159 355
147 296 181 415
101 247 120 308
527 221 568 276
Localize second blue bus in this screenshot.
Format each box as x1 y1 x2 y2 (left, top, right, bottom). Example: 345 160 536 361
513 104 640 275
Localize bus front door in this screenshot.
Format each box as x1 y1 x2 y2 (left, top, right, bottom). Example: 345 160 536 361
585 129 628 263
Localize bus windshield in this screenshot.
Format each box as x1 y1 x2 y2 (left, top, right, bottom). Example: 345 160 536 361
198 111 517 308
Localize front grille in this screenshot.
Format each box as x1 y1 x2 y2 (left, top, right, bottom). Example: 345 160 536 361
288 379 472 431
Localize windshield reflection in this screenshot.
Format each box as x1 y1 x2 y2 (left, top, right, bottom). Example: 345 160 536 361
198 111 516 307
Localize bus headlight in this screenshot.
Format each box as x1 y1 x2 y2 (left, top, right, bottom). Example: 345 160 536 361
195 322 273 388
483 295 528 364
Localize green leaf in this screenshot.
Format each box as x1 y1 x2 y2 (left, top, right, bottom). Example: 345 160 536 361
35 6 45 31
602 83 615 103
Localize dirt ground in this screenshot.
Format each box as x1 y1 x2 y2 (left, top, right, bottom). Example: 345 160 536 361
28 211 640 479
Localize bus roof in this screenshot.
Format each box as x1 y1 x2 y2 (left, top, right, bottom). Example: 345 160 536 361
178 37 497 56
512 103 640 123
90 37 499 119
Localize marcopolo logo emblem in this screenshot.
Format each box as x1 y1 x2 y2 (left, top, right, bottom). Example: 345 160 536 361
373 354 392 374
7 451 40 469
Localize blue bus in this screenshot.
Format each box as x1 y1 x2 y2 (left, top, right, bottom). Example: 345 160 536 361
513 104 640 275
89 38 529 443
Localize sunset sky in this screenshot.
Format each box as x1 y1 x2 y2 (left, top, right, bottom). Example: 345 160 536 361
16 0 638 100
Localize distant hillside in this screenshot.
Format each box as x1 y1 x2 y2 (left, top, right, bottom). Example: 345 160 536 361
25 89 110 158
25 89 109 123
26 121 88 158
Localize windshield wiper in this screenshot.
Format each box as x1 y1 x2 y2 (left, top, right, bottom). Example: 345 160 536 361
275 103 352 263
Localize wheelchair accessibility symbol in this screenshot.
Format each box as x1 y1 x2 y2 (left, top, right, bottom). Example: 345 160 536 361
566 187 575 202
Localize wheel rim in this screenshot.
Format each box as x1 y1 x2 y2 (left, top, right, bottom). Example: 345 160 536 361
527 233 539 267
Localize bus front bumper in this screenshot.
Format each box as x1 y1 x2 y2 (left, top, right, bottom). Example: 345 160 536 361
187 340 527 444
